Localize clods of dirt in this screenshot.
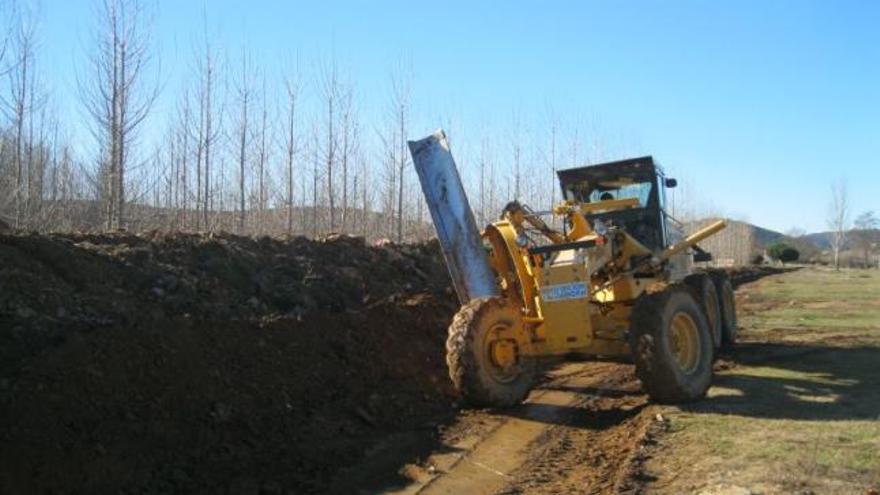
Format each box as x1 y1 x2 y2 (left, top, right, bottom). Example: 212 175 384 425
0 231 458 494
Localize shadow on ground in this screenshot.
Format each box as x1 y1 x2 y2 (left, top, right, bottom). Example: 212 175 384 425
687 341 880 421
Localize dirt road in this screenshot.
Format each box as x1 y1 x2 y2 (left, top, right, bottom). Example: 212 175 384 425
376 361 657 495
373 268 785 495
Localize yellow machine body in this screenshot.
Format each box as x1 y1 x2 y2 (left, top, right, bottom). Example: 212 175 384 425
482 203 726 359
409 135 732 407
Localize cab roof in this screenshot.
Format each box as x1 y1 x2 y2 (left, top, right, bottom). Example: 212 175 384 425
556 155 661 183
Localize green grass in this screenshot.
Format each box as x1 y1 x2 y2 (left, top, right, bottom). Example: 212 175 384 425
646 267 880 494
749 307 880 329
752 268 880 303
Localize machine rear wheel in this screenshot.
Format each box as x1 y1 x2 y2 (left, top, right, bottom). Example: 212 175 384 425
709 271 737 349
446 297 536 407
685 273 722 350
629 286 714 403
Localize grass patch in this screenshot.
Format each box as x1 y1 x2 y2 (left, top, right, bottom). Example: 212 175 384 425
748 307 880 329
751 268 880 304
644 267 880 494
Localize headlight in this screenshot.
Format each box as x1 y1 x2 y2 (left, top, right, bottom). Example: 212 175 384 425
593 219 608 236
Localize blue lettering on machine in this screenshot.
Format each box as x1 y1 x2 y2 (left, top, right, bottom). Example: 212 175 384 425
540 282 589 302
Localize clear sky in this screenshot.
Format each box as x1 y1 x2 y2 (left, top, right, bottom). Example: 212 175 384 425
37 0 880 233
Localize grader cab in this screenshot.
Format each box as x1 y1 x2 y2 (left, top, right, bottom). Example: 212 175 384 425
409 130 737 407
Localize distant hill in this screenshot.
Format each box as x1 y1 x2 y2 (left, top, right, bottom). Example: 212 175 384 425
686 218 786 247
750 223 786 247
685 219 880 265
686 218 819 265
801 232 832 250
800 229 880 251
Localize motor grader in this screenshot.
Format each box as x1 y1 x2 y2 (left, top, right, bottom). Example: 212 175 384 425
408 130 737 407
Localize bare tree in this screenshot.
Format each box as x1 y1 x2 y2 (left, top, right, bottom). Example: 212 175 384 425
852 211 878 268
357 152 372 238
310 124 320 237
338 85 356 233
191 19 221 230
545 109 559 211
510 110 523 200
80 0 158 230
174 92 191 229
388 60 412 242
319 58 340 233
826 178 850 271
232 48 253 232
378 126 397 239
282 64 300 235
6 10 44 228
478 134 489 226
255 74 269 232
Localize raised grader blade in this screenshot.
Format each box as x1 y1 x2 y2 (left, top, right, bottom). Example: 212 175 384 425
409 130 736 407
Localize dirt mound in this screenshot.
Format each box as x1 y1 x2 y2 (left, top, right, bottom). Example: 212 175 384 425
0 232 458 494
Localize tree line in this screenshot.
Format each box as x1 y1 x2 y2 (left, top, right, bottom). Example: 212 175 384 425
0 0 647 243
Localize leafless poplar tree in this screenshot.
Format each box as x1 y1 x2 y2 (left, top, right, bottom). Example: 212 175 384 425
510 110 522 200
545 109 559 211
826 178 850 271
283 66 300 235
378 128 397 239
357 153 372 238
191 21 221 230
569 124 580 167
310 124 320 237
6 11 44 228
478 134 489 226
256 74 269 232
338 85 356 233
319 58 340 232
232 49 253 232
852 211 878 268
174 93 191 228
388 61 412 242
80 0 158 230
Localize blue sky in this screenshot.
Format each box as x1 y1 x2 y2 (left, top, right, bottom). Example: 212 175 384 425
38 0 880 233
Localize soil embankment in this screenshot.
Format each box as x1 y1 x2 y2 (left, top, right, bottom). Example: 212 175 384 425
0 232 457 494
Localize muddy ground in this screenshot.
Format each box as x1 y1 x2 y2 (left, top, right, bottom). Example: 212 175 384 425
0 232 782 494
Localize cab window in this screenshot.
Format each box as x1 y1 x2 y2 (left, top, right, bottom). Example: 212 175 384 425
586 181 653 207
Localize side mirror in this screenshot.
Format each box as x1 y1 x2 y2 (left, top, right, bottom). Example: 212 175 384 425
665 178 678 188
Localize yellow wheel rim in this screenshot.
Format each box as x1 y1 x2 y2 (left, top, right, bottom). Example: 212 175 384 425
483 323 521 383
669 312 701 374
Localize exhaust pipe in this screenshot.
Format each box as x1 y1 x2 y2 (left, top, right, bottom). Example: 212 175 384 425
408 129 499 304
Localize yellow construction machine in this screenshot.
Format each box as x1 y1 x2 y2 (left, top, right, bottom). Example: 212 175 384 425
409 130 737 406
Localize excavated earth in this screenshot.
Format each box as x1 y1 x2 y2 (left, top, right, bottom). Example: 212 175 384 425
0 232 461 494
0 231 778 494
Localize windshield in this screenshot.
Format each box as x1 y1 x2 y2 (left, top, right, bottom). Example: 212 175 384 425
565 178 654 208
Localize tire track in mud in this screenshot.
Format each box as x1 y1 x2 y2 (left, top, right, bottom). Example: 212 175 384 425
387 361 656 495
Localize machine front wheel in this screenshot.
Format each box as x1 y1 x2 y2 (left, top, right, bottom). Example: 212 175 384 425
629 286 714 403
446 297 536 407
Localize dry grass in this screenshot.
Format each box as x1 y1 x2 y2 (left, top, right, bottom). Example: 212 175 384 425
643 267 880 495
